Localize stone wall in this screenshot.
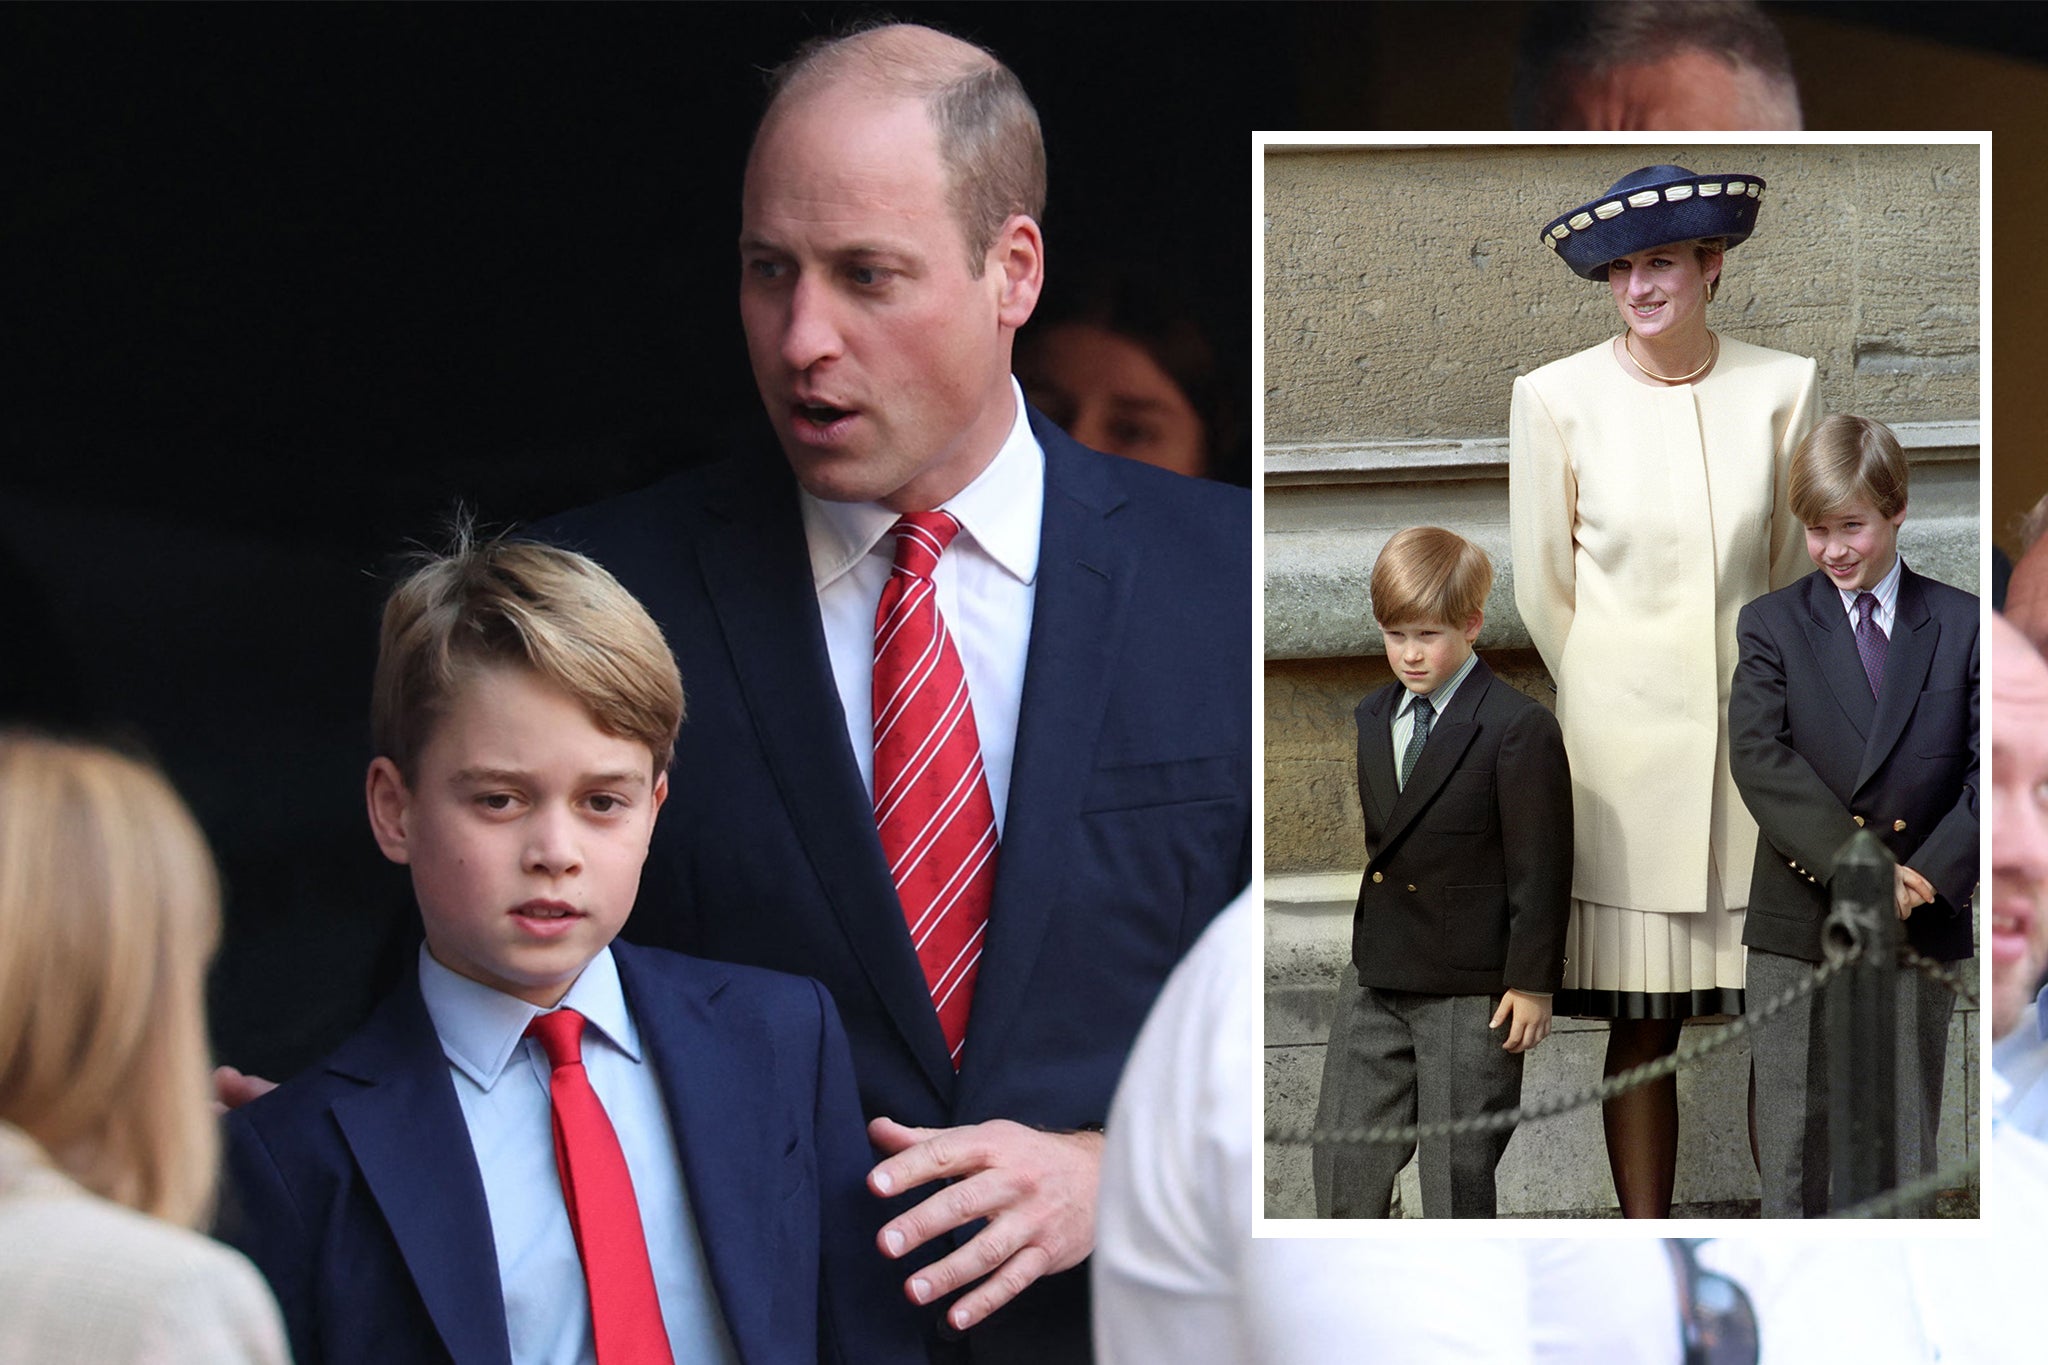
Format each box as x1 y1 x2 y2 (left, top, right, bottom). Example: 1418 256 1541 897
1261 142 1982 1218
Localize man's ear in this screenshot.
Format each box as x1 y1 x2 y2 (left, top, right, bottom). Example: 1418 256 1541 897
365 757 414 865
990 213 1044 331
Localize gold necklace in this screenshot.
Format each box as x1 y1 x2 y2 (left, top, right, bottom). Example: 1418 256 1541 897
1623 330 1718 384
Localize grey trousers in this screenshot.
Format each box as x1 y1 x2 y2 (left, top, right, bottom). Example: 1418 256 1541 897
1747 946 1955 1218
1312 977 1524 1218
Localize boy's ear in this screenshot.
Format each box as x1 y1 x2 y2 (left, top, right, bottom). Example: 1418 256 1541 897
1889 504 1908 529
651 769 670 817
365 757 415 865
1463 610 1485 644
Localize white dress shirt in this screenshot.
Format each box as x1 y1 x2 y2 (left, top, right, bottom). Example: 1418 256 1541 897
802 376 1043 834
1993 995 2048 1140
1834 552 1902 636
1390 647 1480 789
418 946 738 1365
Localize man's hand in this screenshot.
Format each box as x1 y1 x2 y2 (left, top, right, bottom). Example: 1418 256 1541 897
212 1065 278 1116
1894 864 1936 921
867 1116 1102 1332
1489 988 1552 1053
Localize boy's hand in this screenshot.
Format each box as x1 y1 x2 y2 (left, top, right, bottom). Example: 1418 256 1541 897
1894 864 1936 921
1490 989 1552 1053
210 1064 278 1116
867 1116 1101 1332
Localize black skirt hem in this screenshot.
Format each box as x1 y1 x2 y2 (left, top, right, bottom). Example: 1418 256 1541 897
1555 986 1745 1021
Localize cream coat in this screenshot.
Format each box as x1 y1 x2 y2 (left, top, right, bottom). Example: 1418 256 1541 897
1508 335 1818 914
0 1123 288 1365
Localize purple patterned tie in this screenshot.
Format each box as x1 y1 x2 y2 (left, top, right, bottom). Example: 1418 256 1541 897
1854 592 1886 698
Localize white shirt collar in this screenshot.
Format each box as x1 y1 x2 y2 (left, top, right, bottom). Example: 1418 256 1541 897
417 943 640 1090
1835 553 1903 618
800 376 1043 592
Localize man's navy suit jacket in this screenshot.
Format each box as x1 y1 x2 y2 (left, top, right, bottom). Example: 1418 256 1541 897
221 942 923 1365
536 411 1252 1362
1730 563 1978 963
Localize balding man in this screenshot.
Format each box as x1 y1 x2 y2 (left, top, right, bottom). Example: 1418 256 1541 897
540 23 1248 1363
1992 612 2048 1135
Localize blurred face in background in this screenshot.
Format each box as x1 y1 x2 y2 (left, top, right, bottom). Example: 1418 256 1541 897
1991 614 2048 1040
1018 321 1207 478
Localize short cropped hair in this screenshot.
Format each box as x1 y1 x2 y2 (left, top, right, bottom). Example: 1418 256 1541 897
372 528 685 781
762 22 1046 275
1371 527 1494 629
1513 0 1800 130
1789 414 1910 525
0 732 222 1229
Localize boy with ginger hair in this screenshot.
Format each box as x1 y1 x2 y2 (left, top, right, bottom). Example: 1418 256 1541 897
1313 527 1573 1218
222 530 921 1363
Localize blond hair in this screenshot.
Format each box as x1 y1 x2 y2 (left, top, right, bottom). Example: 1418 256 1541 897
1789 414 1909 524
1371 527 1494 629
761 22 1046 276
0 732 222 1229
371 528 685 780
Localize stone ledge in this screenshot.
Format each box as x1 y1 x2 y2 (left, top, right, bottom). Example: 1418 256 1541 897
1264 419 1978 486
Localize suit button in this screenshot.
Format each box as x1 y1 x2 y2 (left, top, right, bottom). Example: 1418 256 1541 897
1407 884 1418 893
1372 871 1384 884
1893 819 1907 832
1853 815 1866 827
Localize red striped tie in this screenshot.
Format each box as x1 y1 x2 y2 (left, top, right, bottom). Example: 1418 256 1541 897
873 511 998 1068
525 1009 674 1365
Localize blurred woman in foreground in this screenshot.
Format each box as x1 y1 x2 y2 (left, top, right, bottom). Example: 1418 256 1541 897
0 731 286 1363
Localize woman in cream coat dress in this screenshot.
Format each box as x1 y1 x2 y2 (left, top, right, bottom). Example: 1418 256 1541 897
1509 166 1817 1217
0 732 287 1364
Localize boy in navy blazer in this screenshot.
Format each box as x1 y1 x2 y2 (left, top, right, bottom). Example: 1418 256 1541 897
1731 414 1978 1217
222 532 921 1364
1312 527 1574 1217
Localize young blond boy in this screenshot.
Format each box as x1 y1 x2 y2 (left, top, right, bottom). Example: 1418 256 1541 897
1731 414 1978 1217
1312 527 1574 1218
223 533 922 1363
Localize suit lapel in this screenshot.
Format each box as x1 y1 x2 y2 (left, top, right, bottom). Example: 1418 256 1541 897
614 946 774 1365
693 458 957 1102
1799 571 1877 738
1377 660 1490 852
957 419 1134 1102
328 978 512 1365
1356 687 1399 832
1855 565 1938 795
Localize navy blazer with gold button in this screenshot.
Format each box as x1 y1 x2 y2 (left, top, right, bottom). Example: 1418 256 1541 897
1350 655 1574 997
1730 563 1978 964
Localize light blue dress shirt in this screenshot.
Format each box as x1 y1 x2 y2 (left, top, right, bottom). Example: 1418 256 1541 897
417 945 739 1365
1832 552 1901 636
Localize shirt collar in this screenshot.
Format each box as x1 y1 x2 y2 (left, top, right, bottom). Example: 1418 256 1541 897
800 376 1044 592
1395 648 1480 719
1836 553 1903 617
417 943 640 1090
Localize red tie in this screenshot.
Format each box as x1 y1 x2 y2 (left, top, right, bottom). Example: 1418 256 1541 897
873 511 999 1068
524 1009 674 1365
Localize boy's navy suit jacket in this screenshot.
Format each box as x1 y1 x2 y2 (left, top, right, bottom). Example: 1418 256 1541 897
1731 563 1978 964
221 941 923 1365
1350 656 1574 996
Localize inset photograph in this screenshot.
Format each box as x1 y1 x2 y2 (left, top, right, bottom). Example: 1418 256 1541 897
1263 141 1982 1219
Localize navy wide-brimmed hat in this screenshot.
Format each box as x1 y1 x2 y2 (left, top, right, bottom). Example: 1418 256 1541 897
1541 165 1766 281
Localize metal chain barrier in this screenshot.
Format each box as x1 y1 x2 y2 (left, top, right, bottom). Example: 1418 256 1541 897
1267 951 1849 1150
1269 940 1980 1216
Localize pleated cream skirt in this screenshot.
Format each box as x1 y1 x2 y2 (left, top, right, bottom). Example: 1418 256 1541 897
1555 860 1747 1020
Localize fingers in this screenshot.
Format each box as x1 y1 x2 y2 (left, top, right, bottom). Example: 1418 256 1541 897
878 1166 1017 1259
212 1064 278 1113
1489 997 1511 1030
942 1242 1055 1331
869 1117 990 1198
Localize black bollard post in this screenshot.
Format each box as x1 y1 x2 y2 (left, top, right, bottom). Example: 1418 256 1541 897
1822 829 1898 1212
